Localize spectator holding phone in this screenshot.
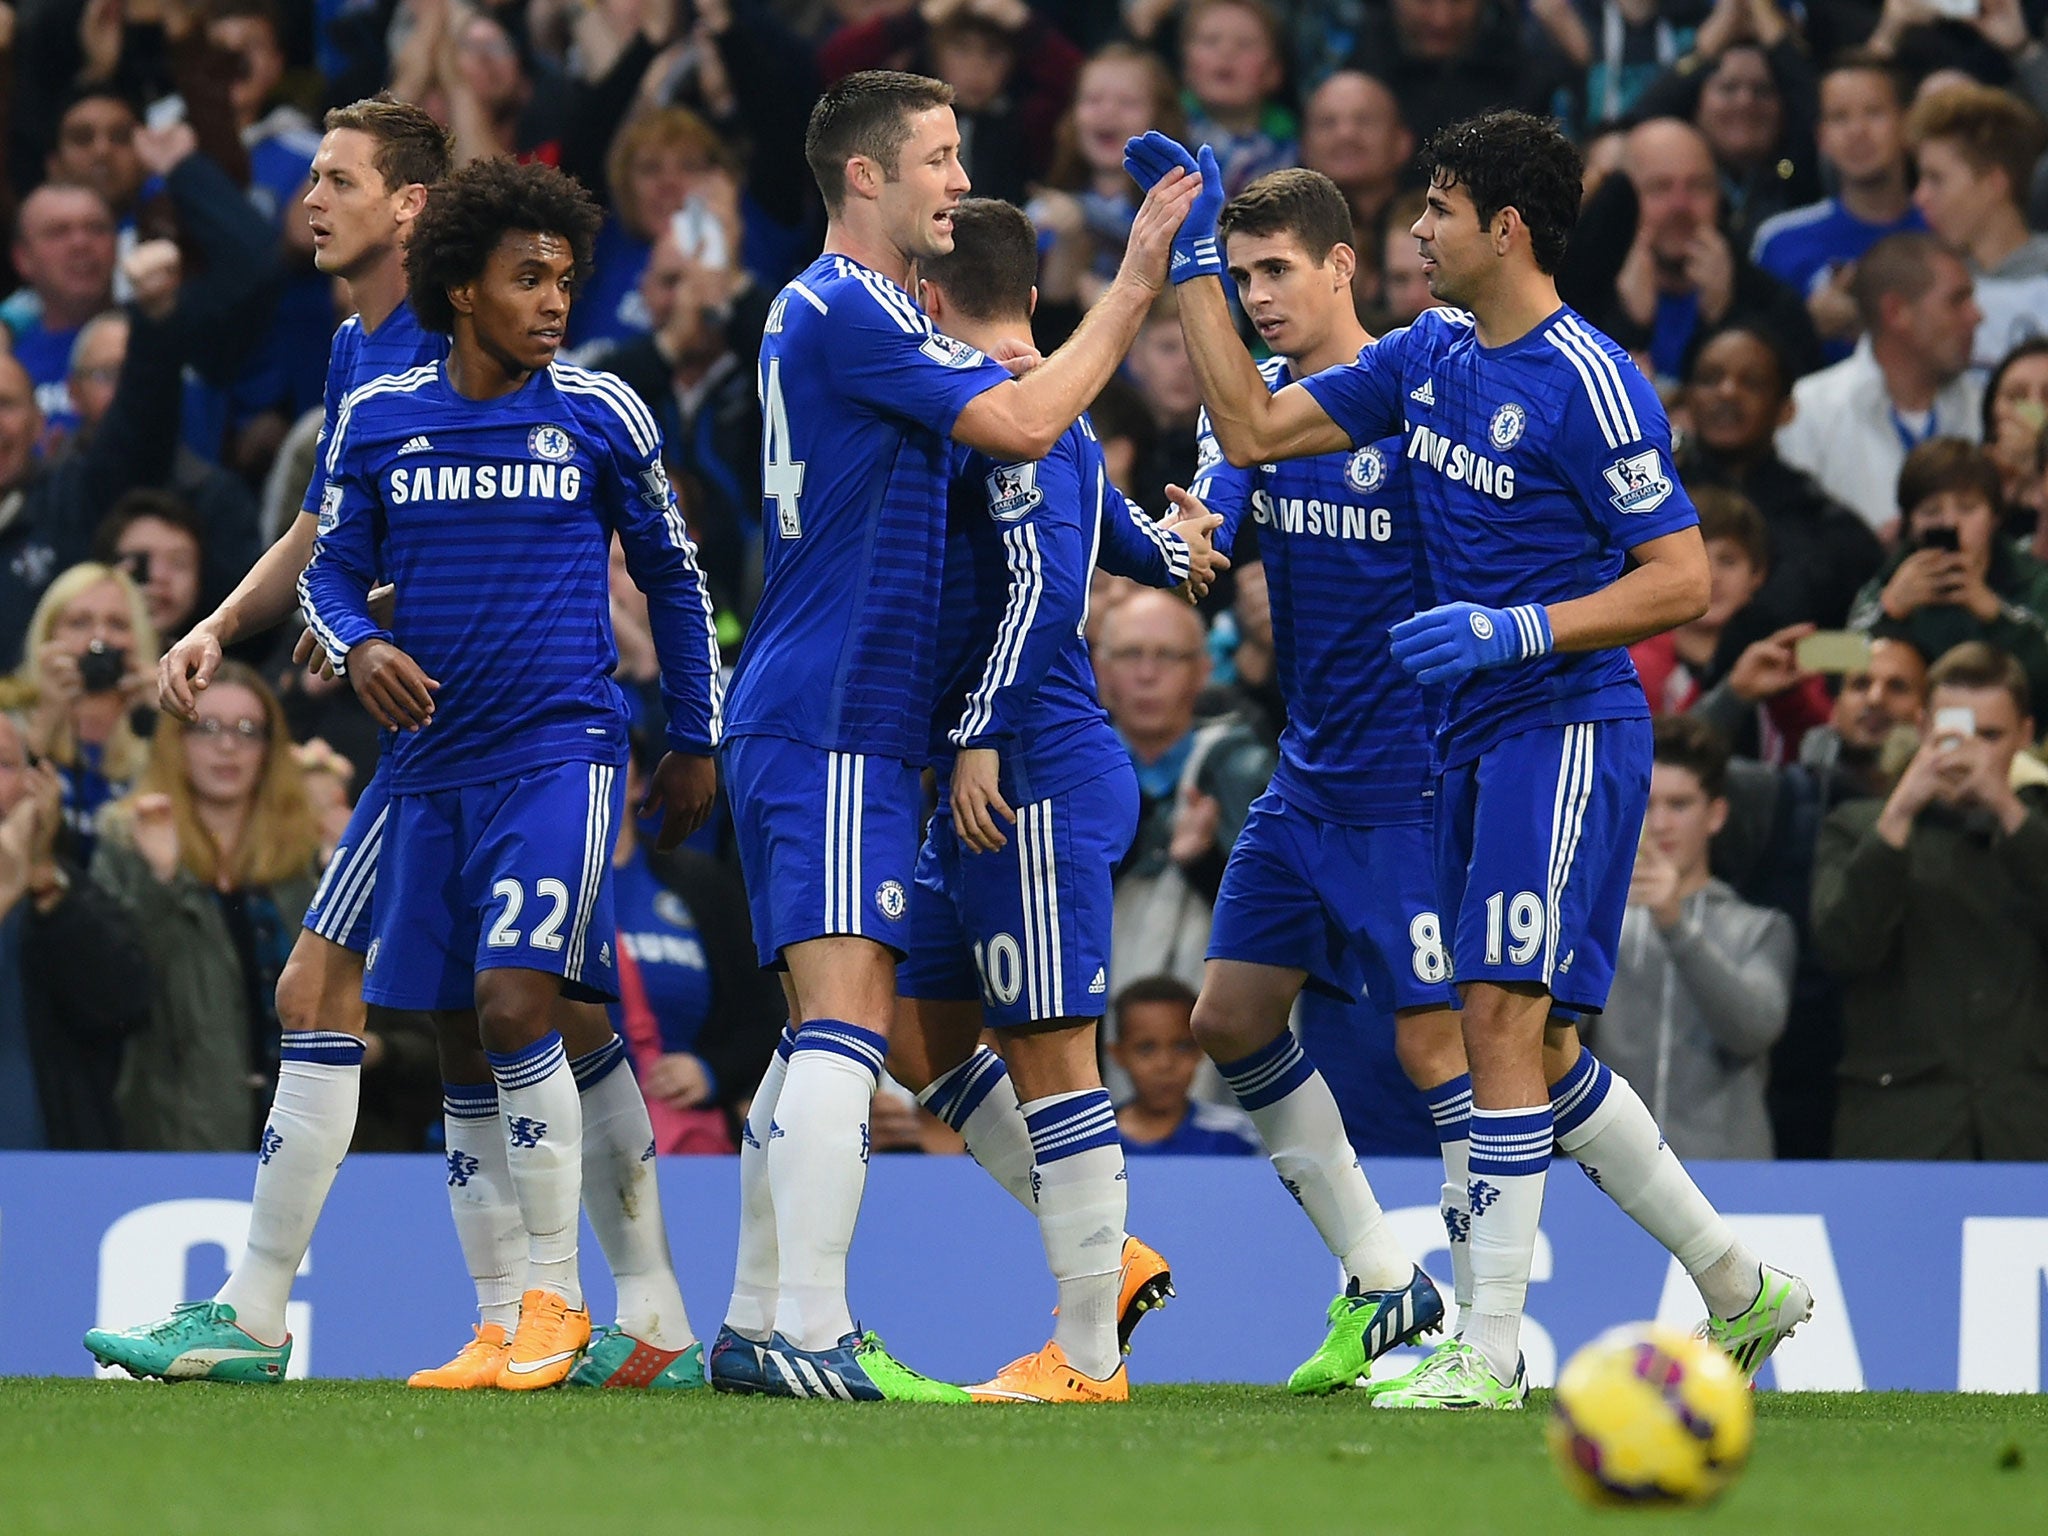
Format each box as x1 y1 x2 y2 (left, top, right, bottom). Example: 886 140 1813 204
1811 640 2048 1160
1850 438 2048 725
14 562 160 867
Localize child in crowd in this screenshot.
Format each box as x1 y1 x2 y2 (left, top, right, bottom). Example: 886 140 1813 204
1111 977 1261 1156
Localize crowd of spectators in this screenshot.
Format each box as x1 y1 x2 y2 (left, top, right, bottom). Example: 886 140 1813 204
5 0 2048 1164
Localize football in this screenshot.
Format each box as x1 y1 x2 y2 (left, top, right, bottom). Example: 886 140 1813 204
1546 1323 1755 1507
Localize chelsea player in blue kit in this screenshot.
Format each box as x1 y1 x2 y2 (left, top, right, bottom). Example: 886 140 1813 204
1140 114 1813 1408
93 99 461 1385
301 159 722 1390
711 73 1198 1401
886 199 1224 1402
97 108 709 1393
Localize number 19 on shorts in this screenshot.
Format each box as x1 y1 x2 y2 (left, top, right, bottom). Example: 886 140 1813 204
1484 890 1544 967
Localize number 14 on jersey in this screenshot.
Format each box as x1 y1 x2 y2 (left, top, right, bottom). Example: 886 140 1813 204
761 354 805 540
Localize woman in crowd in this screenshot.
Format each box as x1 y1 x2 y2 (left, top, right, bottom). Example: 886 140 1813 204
16 563 160 867
1982 337 2048 551
91 662 321 1151
1851 437 2048 725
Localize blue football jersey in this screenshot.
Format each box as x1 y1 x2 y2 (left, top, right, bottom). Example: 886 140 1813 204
301 361 722 792
1297 306 1699 768
299 303 446 518
931 415 1189 804
722 255 1015 765
1193 352 1434 828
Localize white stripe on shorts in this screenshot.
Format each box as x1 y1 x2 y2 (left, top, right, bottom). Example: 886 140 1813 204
1542 724 1596 985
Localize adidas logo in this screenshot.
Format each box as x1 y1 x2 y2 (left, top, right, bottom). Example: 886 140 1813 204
1170 249 1189 271
1088 967 1106 995
1409 379 1436 406
397 434 433 455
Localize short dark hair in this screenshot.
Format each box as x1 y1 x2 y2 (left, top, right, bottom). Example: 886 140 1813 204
1820 48 1904 106
1688 325 1790 403
1111 974 1197 1030
1218 168 1355 266
205 0 283 33
1694 486 1769 571
59 86 141 127
404 158 601 335
1896 436 2002 517
1422 111 1583 274
918 197 1037 321
1851 231 1953 333
92 488 205 564
1928 640 2032 720
804 70 955 215
1652 713 1731 800
322 94 452 195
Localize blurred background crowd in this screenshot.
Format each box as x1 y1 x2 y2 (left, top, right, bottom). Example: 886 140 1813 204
4 0 2048 1165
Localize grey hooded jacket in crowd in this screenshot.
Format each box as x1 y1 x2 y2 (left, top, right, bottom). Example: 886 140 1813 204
1586 880 1795 1160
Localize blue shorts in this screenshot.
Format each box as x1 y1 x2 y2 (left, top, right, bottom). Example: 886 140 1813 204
1434 718 1650 1015
898 766 1139 1027
363 762 624 1011
1206 790 1456 1012
723 733 924 968
301 760 391 955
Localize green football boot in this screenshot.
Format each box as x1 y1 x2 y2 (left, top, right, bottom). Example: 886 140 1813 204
567 1329 708 1390
1369 1338 1526 1410
84 1301 290 1384
1698 1264 1814 1381
1287 1267 1445 1395
758 1329 972 1402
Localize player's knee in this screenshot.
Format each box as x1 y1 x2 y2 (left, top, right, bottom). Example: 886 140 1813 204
551 997 615 1058
473 971 558 1053
1394 1009 1466 1089
1188 992 1268 1064
275 937 365 1037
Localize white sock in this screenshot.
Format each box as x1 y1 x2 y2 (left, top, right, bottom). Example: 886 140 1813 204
1422 1073 1474 1335
1021 1090 1126 1381
488 1031 584 1310
214 1033 364 1345
440 1080 525 1333
1550 1047 1756 1317
572 1036 694 1350
1465 1104 1552 1384
768 1022 885 1351
1217 1030 1410 1292
725 1027 794 1341
918 1046 1035 1210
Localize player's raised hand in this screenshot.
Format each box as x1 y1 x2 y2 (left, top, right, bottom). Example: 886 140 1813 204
1122 133 1224 285
344 638 439 730
1389 600 1554 686
1161 484 1231 601
950 746 1015 853
641 750 718 849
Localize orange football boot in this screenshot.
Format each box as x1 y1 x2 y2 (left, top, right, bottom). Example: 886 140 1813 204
496 1289 592 1391
969 1340 1129 1404
407 1322 513 1390
1116 1236 1175 1352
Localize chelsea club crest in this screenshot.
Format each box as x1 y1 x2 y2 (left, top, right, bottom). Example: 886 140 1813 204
1344 445 1386 494
528 424 574 462
1488 402 1527 450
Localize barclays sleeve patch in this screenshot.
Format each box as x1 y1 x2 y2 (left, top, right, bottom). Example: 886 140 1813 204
985 461 1042 521
1604 450 1674 514
317 482 343 535
920 332 988 370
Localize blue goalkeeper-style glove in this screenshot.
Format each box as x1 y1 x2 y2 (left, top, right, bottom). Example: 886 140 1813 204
1388 601 1553 686
1122 130 1225 283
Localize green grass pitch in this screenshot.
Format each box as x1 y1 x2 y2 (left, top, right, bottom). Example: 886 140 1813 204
1 1380 2039 1536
